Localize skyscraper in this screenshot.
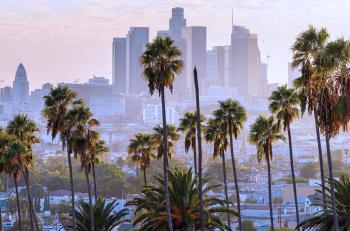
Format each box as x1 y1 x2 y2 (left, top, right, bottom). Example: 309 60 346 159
288 62 300 88
126 27 149 95
230 26 260 97
112 38 127 94
169 7 186 42
13 63 29 106
183 26 207 98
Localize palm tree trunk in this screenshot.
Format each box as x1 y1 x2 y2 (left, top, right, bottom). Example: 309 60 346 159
84 167 94 231
143 169 147 186
14 176 22 231
23 169 39 231
92 163 98 200
192 143 198 175
221 150 231 226
194 67 205 231
67 151 77 231
314 111 326 207
325 127 339 231
160 85 173 231
228 125 242 231
287 124 300 229
266 152 274 231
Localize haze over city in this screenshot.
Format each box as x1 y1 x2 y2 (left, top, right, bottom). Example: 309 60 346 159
1 0 350 90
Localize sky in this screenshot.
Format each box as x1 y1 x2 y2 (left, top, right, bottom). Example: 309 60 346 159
0 0 349 90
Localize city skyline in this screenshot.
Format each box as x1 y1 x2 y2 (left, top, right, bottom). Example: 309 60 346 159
1 0 350 90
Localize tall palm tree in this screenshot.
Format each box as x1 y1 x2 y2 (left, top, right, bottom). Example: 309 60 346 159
177 112 205 174
140 36 183 231
312 38 350 231
7 114 40 231
0 133 27 231
268 85 300 228
291 25 329 207
86 132 108 200
152 124 180 160
205 117 231 226
297 175 350 230
42 85 79 231
128 133 156 186
68 198 130 231
215 99 247 231
127 168 237 231
68 104 100 231
249 115 285 231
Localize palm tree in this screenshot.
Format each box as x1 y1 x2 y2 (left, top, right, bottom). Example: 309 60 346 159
68 104 100 231
128 133 156 185
42 85 79 231
177 112 205 174
268 85 300 228
291 26 329 207
249 115 285 231
86 132 108 200
0 132 27 231
140 36 183 231
7 114 40 231
67 198 130 231
215 99 247 231
312 38 350 231
127 168 237 231
152 124 180 160
297 176 350 230
205 117 231 226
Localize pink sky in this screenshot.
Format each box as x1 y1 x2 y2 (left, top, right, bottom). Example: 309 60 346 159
0 0 349 90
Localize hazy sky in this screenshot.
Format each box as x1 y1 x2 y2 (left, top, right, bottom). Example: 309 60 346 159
0 0 349 90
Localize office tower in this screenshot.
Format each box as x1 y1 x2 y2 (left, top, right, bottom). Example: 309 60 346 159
288 62 301 88
0 87 12 102
230 26 260 97
169 7 186 42
206 50 218 80
126 27 149 95
257 61 268 97
213 46 231 87
157 30 170 38
183 26 207 98
30 83 53 116
112 38 127 94
13 63 29 105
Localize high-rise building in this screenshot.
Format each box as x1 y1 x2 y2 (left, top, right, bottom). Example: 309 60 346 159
257 61 268 97
126 27 149 95
230 26 260 97
112 38 127 94
0 87 12 103
13 63 29 111
183 26 207 98
30 83 53 117
169 7 186 42
288 62 301 88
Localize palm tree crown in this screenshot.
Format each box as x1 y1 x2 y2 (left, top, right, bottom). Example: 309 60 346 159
152 124 180 159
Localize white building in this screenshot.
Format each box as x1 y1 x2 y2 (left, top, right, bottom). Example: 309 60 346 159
126 27 149 95
183 26 207 98
112 38 127 94
142 104 179 126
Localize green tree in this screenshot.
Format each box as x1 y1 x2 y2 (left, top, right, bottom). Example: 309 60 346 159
238 220 256 231
177 112 205 174
140 36 183 231
152 124 180 159
127 168 237 231
205 117 231 225
291 25 329 208
0 132 27 231
299 163 317 180
269 85 300 227
67 198 129 231
215 99 247 231
7 114 40 230
128 133 156 186
297 176 350 230
42 85 79 231
249 115 285 231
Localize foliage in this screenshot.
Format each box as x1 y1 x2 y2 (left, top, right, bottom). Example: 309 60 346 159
238 220 256 231
152 124 180 159
67 198 130 231
297 175 350 230
127 168 237 231
299 163 318 179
